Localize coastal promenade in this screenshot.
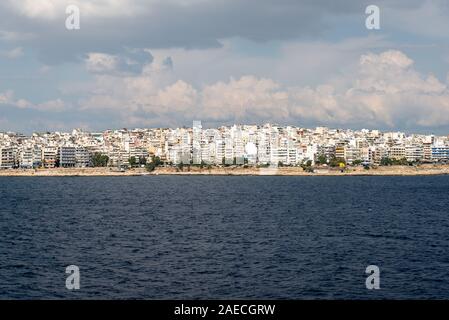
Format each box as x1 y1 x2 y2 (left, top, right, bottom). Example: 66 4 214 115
1 164 449 176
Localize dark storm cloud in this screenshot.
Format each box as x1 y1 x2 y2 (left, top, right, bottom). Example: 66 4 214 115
0 0 421 64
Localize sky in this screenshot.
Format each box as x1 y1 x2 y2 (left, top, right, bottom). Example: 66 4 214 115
1 0 449 134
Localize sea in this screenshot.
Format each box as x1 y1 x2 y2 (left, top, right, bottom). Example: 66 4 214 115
0 175 448 299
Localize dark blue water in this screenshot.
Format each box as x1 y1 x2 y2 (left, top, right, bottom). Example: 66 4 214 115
1 176 449 299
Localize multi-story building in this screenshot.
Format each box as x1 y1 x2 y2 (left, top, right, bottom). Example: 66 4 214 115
42 146 58 168
389 145 406 160
432 146 449 161
423 142 432 161
19 146 36 168
58 146 76 167
0 147 16 169
345 147 361 164
75 147 91 167
405 144 424 162
335 144 345 160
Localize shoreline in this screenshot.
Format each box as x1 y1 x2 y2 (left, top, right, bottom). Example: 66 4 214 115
1 164 449 177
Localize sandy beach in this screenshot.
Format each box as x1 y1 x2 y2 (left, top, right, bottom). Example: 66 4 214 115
1 164 449 176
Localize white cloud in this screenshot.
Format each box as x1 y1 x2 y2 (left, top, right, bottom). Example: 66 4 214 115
85 53 119 73
0 30 34 41
0 90 14 104
39 65 52 74
5 0 146 20
36 99 66 111
354 51 445 94
154 80 197 112
0 90 66 112
0 90 29 108
77 49 449 129
4 49 447 130
201 76 288 121
0 47 24 59
147 35 389 87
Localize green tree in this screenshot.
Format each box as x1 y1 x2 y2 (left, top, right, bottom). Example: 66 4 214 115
128 156 137 167
317 154 327 165
92 153 109 167
145 155 163 172
398 157 410 165
145 162 156 172
151 156 162 166
305 166 314 173
300 160 313 171
139 156 147 166
329 156 345 168
380 157 393 166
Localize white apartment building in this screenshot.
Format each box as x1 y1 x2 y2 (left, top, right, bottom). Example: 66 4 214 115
389 145 406 160
42 146 58 168
405 144 424 162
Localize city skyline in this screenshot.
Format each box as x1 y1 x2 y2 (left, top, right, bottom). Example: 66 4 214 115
2 121 449 170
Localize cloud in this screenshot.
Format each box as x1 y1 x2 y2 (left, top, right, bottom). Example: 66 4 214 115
85 50 154 74
0 0 446 69
4 0 145 20
144 35 390 89
80 55 179 114
155 80 197 112
383 0 449 39
0 29 34 42
3 1 449 133
0 47 24 59
0 90 14 104
0 90 67 112
201 76 288 121
0 0 375 64
75 49 449 131
0 90 27 107
2 49 449 133
85 53 119 73
35 98 66 112
285 50 449 128
355 50 445 94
